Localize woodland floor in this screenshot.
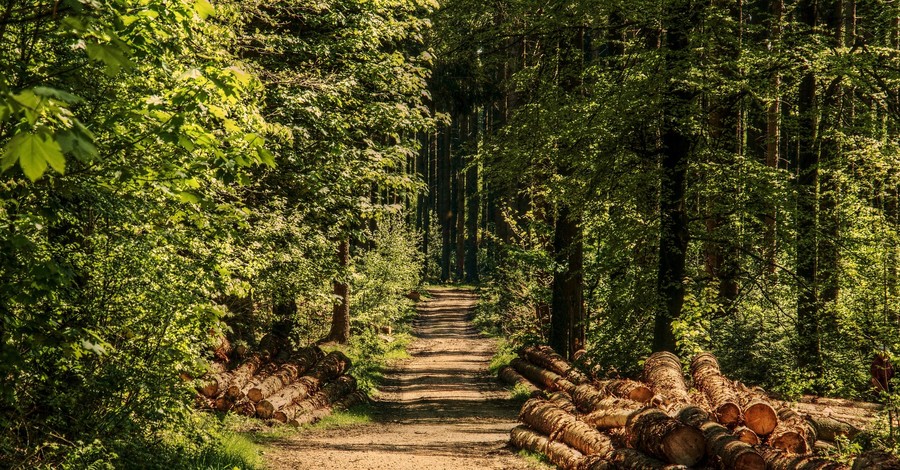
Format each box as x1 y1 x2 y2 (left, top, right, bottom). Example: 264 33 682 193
262 288 544 470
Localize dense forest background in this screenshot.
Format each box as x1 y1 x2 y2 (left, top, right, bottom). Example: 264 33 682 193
1 0 899 467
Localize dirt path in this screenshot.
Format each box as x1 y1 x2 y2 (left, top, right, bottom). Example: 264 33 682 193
263 288 539 470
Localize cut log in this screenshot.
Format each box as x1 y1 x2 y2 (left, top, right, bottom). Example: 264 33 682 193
256 376 319 419
626 407 706 466
200 355 265 399
759 447 849 470
734 381 778 436
521 345 589 384
225 362 279 401
287 389 366 427
547 391 578 414
768 408 816 454
595 379 654 403
232 398 256 417
518 398 615 456
581 397 642 429
584 448 690 470
308 350 352 382
806 415 861 442
510 358 567 391
798 396 883 411
677 406 765 470
690 353 743 427
498 366 542 397
733 426 760 445
509 425 586 470
643 352 691 407
246 363 301 403
277 375 358 423
852 451 900 470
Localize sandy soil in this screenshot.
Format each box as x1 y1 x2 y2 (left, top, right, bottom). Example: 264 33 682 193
263 288 541 470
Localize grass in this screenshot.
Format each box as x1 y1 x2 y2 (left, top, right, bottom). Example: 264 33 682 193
184 432 264 470
509 383 537 401
516 448 551 467
301 403 376 430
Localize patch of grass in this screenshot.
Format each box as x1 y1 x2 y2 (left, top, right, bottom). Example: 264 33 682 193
488 339 518 375
509 383 537 401
303 403 376 430
184 432 264 470
517 448 551 467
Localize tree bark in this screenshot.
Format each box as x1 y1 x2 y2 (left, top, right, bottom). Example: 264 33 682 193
690 352 743 426
438 120 452 282
677 406 766 470
509 425 586 470
498 366 542 397
550 206 585 360
654 0 694 353
643 351 691 407
521 345 588 384
519 398 616 456
796 0 823 383
465 137 479 283
325 238 351 343
626 407 706 466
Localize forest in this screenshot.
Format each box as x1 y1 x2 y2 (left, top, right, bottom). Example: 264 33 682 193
1 0 899 468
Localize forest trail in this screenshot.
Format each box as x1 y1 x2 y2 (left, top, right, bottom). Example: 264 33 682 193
263 288 540 470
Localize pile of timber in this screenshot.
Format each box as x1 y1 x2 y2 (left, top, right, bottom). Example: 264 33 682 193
195 345 366 427
499 346 898 470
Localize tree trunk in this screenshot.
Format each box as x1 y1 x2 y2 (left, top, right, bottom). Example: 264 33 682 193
550 206 584 360
690 353 743 426
796 0 823 384
438 121 452 282
734 426 760 445
465 141 479 283
325 238 351 343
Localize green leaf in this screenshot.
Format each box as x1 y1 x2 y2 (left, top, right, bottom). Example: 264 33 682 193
178 191 200 203
57 130 98 162
33 87 82 104
85 42 131 75
6 132 64 180
195 0 215 19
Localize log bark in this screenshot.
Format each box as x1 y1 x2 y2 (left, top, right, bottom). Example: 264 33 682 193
595 379 654 403
277 375 358 423
768 408 816 454
245 363 301 403
256 377 319 419
760 447 849 470
519 398 615 456
677 406 765 470
199 355 265 398
510 358 570 391
248 348 327 403
498 366 542 397
806 415 861 442
570 383 643 428
582 448 690 469
287 388 367 428
521 346 589 384
852 451 900 470
308 350 352 382
690 353 743 426
797 396 882 411
643 352 691 407
547 391 578 414
734 381 778 436
733 426 760 445
626 407 706 466
509 425 585 470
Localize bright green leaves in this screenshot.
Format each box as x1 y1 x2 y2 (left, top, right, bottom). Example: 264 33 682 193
194 0 216 19
1 132 64 181
85 41 134 76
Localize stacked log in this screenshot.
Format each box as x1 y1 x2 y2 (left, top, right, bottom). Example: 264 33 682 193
501 346 884 470
195 345 364 425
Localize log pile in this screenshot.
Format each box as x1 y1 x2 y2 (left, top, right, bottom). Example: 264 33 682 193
499 346 892 470
195 346 365 427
